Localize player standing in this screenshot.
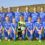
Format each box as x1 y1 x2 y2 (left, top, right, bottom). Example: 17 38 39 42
15 7 21 23
23 7 31 22
39 7 45 22
31 7 39 23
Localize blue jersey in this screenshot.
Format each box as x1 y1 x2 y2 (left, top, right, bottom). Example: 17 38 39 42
26 21 33 30
15 12 21 22
6 12 14 22
0 12 5 22
31 12 39 22
23 12 30 22
2 12 5 21
11 23 17 30
35 22 42 30
4 21 11 30
39 12 45 22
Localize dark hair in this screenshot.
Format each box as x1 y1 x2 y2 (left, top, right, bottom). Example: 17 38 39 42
37 17 41 20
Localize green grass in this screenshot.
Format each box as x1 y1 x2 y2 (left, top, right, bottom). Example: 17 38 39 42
0 40 45 45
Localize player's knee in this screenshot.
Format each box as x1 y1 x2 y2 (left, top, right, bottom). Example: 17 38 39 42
22 31 25 34
30 30 33 35
38 31 42 34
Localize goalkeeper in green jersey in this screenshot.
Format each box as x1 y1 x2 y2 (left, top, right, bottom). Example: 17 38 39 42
18 15 26 40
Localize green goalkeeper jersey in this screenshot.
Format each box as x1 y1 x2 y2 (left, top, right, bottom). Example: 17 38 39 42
18 21 26 32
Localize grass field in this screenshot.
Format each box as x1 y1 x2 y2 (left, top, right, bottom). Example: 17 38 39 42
0 40 45 45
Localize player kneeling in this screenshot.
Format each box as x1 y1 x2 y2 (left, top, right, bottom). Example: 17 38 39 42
26 16 34 40
34 17 43 42
11 18 17 40
4 16 12 41
18 16 26 40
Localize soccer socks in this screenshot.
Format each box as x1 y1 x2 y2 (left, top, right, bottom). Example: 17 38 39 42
39 34 42 40
22 34 25 40
30 34 33 40
8 35 10 39
11 32 16 40
14 34 16 40
0 33 2 39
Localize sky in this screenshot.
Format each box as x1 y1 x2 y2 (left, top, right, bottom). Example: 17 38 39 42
0 0 45 8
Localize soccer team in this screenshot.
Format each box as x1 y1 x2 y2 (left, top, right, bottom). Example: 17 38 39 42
0 7 45 42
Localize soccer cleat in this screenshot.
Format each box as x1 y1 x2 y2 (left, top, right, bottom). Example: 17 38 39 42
36 38 39 40
5 37 8 41
39 40 41 43
0 39 1 42
8 39 10 41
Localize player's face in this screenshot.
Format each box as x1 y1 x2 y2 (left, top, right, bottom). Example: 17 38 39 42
28 17 32 22
41 7 43 12
12 18 16 23
0 8 2 12
37 18 41 23
8 7 10 12
5 16 9 22
34 7 36 12
20 16 24 21
26 7 28 12
17 8 19 12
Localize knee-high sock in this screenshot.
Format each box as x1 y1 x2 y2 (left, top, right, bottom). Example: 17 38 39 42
30 34 33 40
0 33 2 39
22 34 25 40
14 34 16 40
39 34 42 40
8 34 10 39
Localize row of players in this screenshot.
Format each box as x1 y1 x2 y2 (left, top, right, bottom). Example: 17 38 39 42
0 15 45 42
0 7 45 23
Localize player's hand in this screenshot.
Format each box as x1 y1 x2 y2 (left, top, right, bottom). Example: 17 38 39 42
7 30 10 35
